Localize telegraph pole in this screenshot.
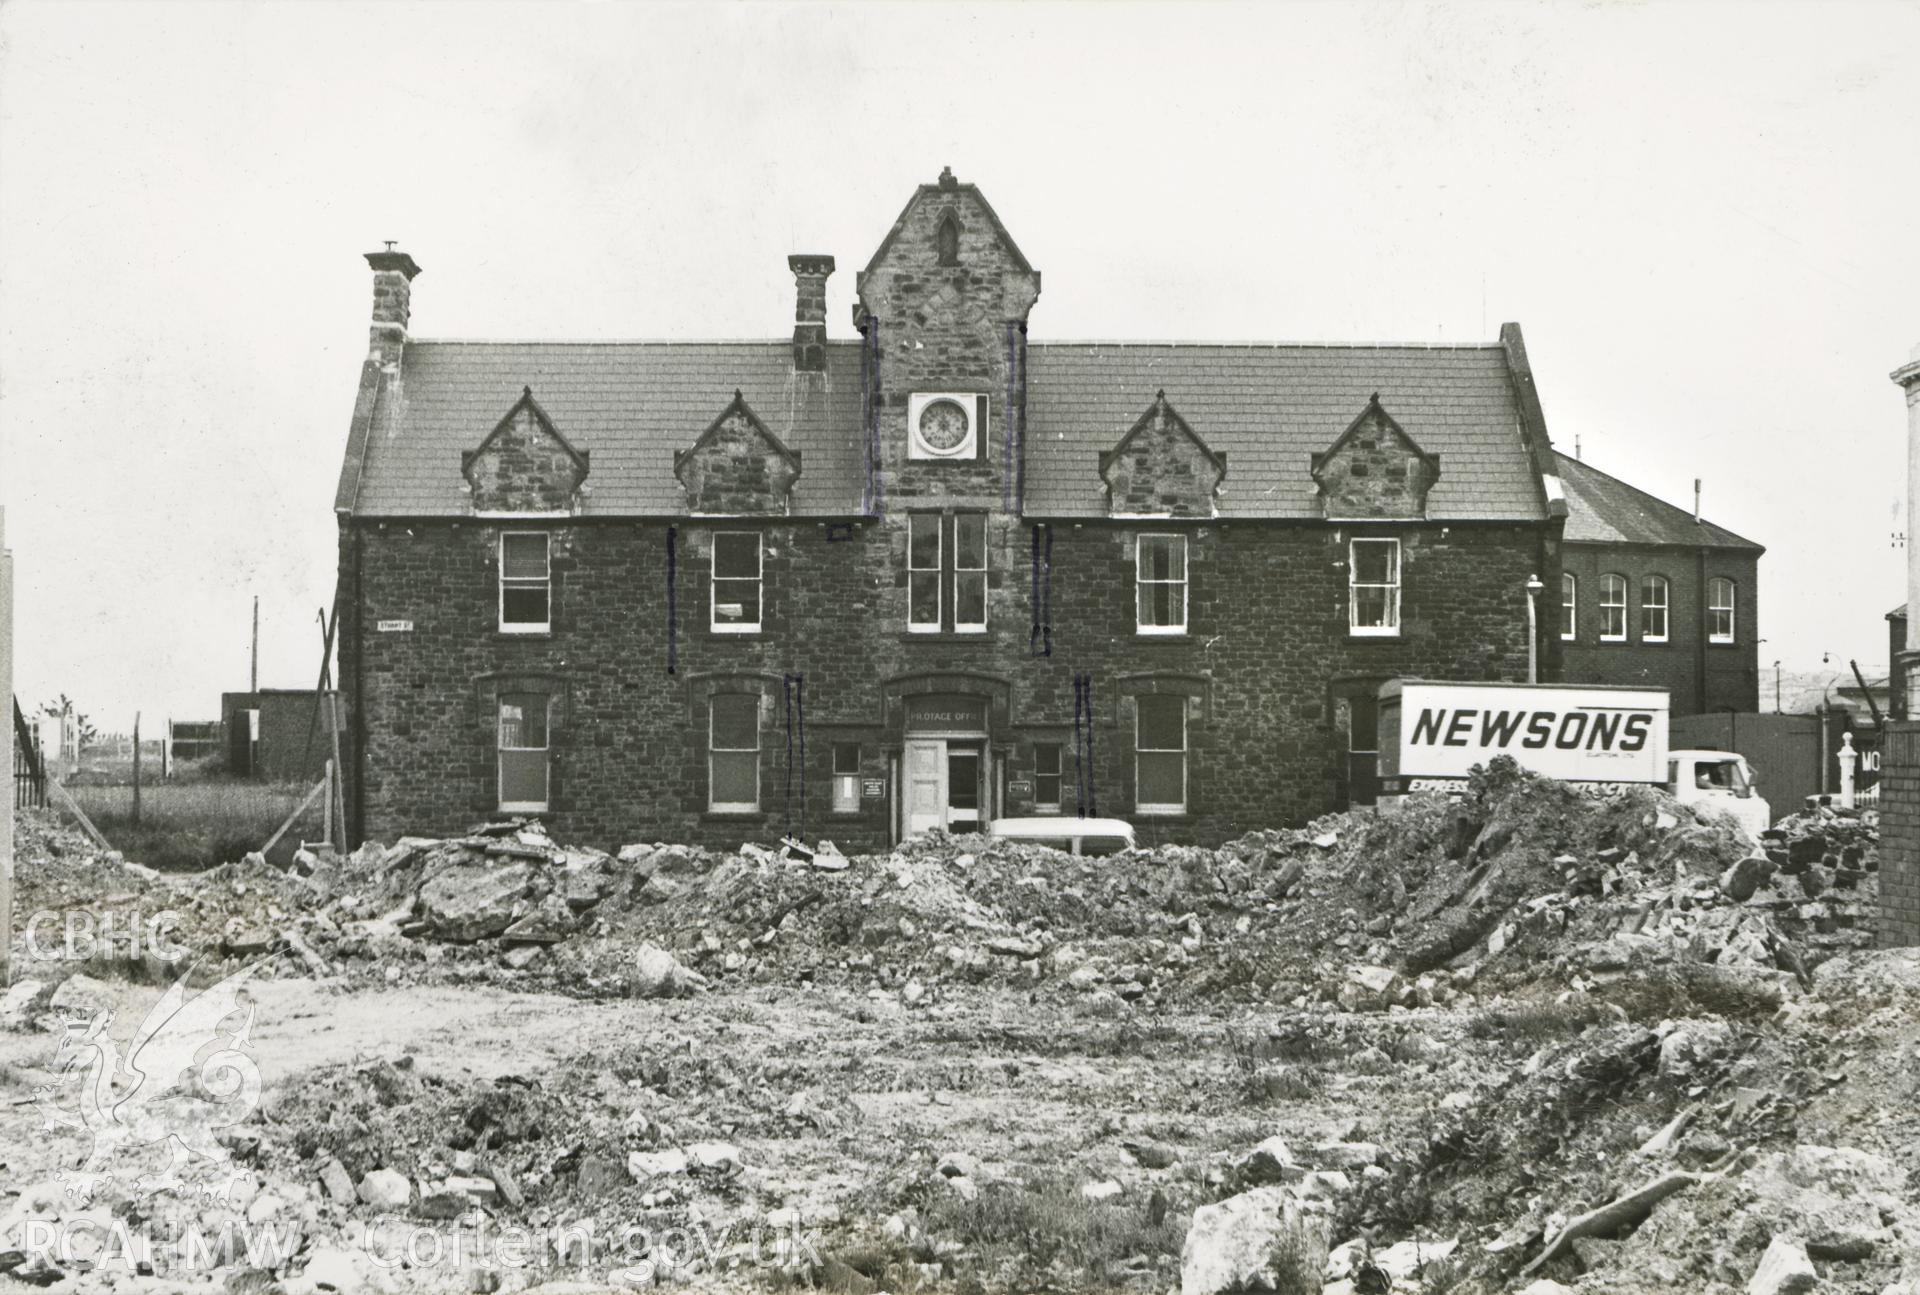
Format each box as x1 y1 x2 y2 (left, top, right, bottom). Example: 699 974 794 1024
251 595 259 693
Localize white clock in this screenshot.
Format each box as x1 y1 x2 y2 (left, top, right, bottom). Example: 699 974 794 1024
908 393 985 460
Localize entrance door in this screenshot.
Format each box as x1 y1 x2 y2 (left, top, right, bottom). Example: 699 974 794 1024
947 747 982 831
905 739 946 834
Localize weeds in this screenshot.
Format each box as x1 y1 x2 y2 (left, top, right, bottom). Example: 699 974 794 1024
63 780 317 871
1464 999 1606 1042
1603 963 1785 1022
917 1172 1182 1287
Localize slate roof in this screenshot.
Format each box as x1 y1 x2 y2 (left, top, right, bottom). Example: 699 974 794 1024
1556 451 1763 552
341 338 1552 521
347 342 867 518
1026 343 1540 520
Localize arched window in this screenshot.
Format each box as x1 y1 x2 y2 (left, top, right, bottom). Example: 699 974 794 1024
936 214 960 266
1560 572 1577 641
1708 577 1736 643
1640 575 1670 643
1600 573 1628 641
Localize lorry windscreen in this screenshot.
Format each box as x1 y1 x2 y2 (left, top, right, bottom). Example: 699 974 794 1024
1695 761 1753 797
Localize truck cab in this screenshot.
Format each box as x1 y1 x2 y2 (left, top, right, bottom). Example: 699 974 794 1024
1668 750 1770 839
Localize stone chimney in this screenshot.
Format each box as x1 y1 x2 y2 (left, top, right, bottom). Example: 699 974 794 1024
365 245 422 369
787 254 834 373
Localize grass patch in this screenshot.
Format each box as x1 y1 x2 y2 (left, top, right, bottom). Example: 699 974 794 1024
918 1173 1183 1289
64 780 318 871
1464 999 1606 1043
1601 963 1786 1022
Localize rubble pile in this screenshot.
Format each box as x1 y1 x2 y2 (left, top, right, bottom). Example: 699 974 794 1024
1292 944 1920 1294
1759 805 1881 959
6 775 1920 1295
1263 761 1882 1019
0 765 1887 1017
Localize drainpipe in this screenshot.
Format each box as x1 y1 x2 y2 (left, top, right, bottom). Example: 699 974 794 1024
1695 547 1709 714
351 525 366 847
1525 574 1544 683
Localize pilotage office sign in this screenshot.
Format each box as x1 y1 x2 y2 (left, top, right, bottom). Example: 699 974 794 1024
903 694 988 733
1393 683 1669 784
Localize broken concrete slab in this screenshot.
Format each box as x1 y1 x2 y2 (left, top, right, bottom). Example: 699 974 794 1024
417 861 532 942
632 943 707 997
1747 1235 1817 1295
1180 1186 1328 1295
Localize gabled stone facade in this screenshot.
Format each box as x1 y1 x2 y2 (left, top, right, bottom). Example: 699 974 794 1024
674 393 801 516
1311 396 1440 520
462 388 588 513
854 167 1041 511
1099 394 1224 517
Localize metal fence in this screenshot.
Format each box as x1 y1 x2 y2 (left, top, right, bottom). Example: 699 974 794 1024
1670 711 1880 822
15 766 45 810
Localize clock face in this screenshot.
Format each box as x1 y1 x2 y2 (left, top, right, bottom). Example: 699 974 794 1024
917 399 970 452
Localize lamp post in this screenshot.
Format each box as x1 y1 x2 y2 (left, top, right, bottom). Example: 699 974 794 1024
1525 573 1545 684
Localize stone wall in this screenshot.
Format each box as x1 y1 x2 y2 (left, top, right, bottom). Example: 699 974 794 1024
464 401 585 514
1099 398 1223 518
1878 720 1920 947
856 178 1040 511
674 401 799 515
337 514 1557 853
1311 402 1438 520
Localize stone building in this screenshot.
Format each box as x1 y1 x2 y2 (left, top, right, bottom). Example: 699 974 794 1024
332 170 1569 852
1552 452 1763 715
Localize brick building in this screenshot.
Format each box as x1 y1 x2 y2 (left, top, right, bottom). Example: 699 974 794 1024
220 689 341 781
1554 452 1762 715
333 170 1569 852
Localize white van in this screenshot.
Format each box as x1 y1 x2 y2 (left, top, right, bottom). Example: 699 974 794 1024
1669 749 1771 840
987 816 1137 856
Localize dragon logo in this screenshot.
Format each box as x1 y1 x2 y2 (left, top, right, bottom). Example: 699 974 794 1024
33 956 276 1203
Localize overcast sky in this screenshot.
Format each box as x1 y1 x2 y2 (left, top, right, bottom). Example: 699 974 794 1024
2 0 1916 732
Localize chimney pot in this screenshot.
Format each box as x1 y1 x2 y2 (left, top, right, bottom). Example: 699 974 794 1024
787 254 835 373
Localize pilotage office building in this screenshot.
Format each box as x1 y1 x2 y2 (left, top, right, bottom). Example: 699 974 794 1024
333 170 1569 851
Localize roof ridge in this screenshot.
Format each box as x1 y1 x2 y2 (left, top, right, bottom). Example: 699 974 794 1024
1032 340 1504 350
407 337 1506 350
410 337 798 346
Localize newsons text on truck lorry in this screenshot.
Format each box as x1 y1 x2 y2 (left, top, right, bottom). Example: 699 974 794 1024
1376 680 1771 838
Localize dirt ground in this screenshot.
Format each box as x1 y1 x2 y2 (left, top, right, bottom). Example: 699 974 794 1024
3 769 1917 1294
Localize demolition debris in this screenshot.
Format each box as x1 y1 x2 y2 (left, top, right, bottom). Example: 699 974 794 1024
3 760 1917 1294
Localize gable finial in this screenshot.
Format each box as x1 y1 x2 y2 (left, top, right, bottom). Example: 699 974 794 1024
523 385 533 398
938 165 958 190
1369 391 1380 405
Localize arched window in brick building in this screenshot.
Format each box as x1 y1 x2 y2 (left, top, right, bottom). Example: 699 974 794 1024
1708 577 1736 643
1641 575 1670 643
1600 573 1628 642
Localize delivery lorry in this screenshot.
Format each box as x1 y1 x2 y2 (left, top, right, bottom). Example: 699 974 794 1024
1376 679 1770 838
